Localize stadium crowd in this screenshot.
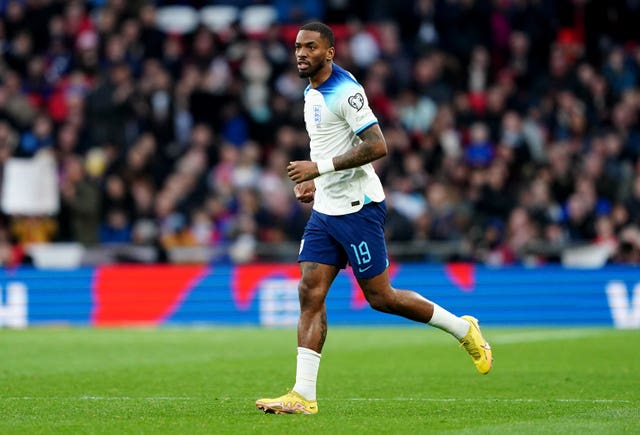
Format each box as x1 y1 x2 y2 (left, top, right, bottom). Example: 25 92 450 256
0 0 640 266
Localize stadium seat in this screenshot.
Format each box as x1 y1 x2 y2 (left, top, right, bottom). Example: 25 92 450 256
240 5 277 37
155 5 199 34
200 5 239 34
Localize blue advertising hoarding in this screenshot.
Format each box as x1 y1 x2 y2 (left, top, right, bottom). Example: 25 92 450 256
0 263 638 328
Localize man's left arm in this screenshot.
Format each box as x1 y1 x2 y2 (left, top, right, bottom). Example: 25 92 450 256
287 124 387 183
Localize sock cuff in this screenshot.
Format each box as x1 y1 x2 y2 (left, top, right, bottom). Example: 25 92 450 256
429 304 470 340
298 347 321 359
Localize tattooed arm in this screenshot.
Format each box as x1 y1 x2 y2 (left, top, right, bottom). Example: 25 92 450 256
333 123 387 170
286 124 387 183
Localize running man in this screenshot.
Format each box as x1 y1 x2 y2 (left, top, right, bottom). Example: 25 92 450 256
256 22 492 415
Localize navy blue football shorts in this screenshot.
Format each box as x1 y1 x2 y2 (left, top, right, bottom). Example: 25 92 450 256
298 200 390 279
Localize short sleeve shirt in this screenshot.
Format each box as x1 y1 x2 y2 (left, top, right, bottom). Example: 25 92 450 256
303 64 386 216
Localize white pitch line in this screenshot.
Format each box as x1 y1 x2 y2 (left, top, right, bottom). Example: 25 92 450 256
340 398 633 404
0 397 633 404
0 397 195 401
81 396 195 401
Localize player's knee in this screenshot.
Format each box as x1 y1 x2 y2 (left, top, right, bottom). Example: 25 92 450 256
366 291 395 313
298 282 325 310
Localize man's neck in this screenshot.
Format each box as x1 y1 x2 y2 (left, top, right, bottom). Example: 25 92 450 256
309 63 334 88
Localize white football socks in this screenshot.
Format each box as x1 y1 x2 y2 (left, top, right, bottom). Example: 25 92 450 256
290 307 467 401
292 347 321 401
428 303 471 339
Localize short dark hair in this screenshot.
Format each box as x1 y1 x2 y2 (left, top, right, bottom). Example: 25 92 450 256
299 22 335 48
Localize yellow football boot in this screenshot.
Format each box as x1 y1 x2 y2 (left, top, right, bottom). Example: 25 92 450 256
256 390 318 415
459 315 493 374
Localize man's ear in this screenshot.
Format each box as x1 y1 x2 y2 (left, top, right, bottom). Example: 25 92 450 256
326 46 335 62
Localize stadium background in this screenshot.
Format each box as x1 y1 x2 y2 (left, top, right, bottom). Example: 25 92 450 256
0 1 639 329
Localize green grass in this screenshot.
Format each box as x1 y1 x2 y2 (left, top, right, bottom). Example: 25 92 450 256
1 327 638 434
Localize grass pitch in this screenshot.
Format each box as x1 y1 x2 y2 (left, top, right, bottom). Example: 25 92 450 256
1 326 638 434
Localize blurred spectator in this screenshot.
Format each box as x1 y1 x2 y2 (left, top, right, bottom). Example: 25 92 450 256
522 177 562 232
347 19 380 70
188 207 215 246
0 121 18 166
423 181 468 242
239 41 271 125
563 192 596 242
486 206 539 266
411 53 452 104
466 45 492 94
594 214 618 250
473 161 514 226
603 46 637 100
375 22 412 94
0 224 22 267
5 29 33 76
58 154 101 246
613 225 640 264
85 61 140 149
498 111 534 175
408 0 439 55
397 88 437 137
99 207 131 243
625 175 640 225
464 121 494 168
10 216 57 247
1 70 38 128
16 112 54 157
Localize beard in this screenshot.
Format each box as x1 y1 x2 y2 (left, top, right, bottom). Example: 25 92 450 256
298 58 327 78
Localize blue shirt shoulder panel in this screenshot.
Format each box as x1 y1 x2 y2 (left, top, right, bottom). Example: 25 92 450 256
304 64 362 111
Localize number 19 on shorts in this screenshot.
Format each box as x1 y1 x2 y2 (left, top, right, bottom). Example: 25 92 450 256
350 241 372 273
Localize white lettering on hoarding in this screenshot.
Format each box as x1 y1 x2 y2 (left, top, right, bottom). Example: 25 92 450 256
605 281 640 329
0 282 28 329
259 279 300 327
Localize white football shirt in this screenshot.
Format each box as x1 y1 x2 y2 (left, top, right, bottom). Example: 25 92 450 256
303 64 385 216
